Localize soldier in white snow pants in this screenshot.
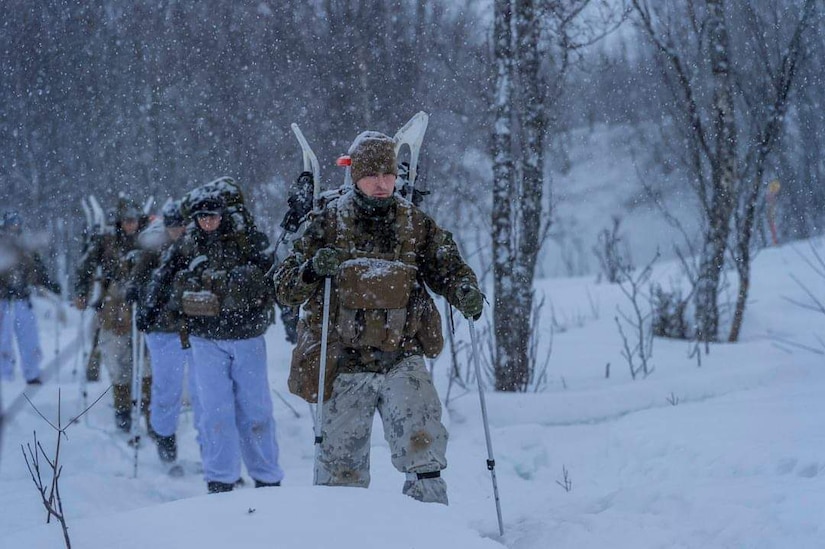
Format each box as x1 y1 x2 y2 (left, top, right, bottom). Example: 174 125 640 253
145 332 200 439
1 211 61 384
0 299 43 383
190 335 284 488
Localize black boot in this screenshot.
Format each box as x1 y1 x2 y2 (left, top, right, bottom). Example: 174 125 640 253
207 481 235 494
156 434 177 463
115 410 132 433
254 479 281 488
113 385 132 432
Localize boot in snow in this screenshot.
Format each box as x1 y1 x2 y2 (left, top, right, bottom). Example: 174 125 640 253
207 481 234 494
115 410 132 433
156 434 177 463
113 384 132 432
254 479 281 488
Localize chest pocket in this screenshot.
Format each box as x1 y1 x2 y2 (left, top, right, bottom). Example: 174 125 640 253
335 258 417 351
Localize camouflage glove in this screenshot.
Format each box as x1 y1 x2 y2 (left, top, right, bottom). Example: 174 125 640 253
455 283 483 320
311 248 340 278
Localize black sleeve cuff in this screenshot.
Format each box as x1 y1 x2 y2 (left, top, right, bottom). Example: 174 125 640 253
300 260 321 284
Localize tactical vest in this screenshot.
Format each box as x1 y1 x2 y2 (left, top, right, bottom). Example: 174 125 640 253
176 231 272 319
287 193 445 403
331 194 443 357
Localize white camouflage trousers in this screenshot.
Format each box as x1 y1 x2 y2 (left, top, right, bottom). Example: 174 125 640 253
316 354 449 504
0 299 42 382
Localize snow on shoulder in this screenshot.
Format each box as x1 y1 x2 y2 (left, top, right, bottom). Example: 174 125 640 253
2 486 503 549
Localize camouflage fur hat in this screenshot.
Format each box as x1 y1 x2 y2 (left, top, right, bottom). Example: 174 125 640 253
348 131 397 185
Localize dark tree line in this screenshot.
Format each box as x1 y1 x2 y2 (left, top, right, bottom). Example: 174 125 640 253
0 0 488 238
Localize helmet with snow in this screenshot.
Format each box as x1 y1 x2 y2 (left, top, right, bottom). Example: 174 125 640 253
189 195 225 218
162 199 186 227
182 176 255 233
348 131 397 185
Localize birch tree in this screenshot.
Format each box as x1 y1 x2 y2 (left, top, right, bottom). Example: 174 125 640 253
491 0 624 390
632 0 820 342
728 0 819 341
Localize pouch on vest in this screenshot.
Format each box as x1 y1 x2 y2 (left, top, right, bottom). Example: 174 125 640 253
181 291 220 317
335 258 416 351
406 287 444 358
223 265 271 312
179 268 225 317
288 319 340 403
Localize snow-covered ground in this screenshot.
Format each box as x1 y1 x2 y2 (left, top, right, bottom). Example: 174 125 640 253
1 236 824 548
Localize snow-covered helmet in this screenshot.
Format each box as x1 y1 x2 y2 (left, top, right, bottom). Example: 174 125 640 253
188 195 225 218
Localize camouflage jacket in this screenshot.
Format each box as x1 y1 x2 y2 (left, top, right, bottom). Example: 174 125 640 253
144 221 276 341
274 190 478 366
74 230 140 334
0 232 60 300
74 230 139 301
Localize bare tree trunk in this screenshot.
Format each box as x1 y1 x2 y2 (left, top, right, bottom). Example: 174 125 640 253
491 0 519 391
728 0 817 342
511 0 545 390
694 0 736 342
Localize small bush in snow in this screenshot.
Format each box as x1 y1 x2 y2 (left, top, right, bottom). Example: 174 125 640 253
651 284 690 339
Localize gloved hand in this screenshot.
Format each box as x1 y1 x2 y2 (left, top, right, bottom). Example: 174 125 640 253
136 308 152 332
124 284 140 304
455 283 483 320
311 248 340 278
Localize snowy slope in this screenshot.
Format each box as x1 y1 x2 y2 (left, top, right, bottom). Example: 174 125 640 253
1 237 824 548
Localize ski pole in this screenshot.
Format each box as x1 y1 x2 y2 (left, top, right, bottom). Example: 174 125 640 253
312 277 332 485
272 388 301 419
130 303 143 478
53 299 60 384
469 320 504 536
79 310 89 423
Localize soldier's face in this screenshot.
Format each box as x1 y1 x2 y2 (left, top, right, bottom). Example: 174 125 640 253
196 214 221 232
356 173 397 198
122 219 139 235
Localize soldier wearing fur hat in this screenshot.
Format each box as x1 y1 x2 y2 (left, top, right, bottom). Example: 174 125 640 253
0 211 61 384
139 180 284 494
74 197 152 433
274 131 484 505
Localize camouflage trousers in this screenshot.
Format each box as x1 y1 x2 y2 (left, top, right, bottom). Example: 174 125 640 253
316 354 449 504
98 329 151 386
